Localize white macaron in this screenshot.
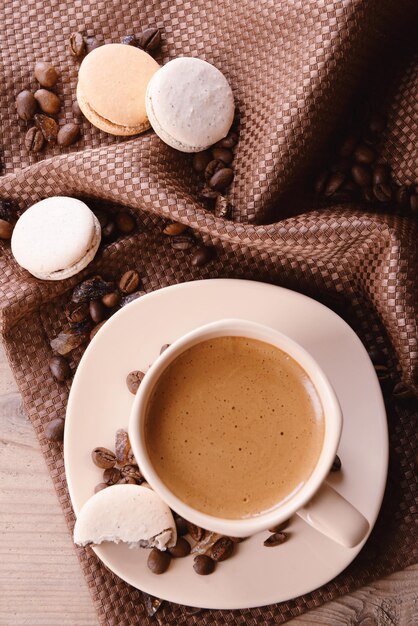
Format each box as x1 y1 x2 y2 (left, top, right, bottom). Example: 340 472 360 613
11 196 101 280
146 57 234 153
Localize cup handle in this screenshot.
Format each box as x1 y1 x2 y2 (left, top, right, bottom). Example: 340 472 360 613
296 482 370 548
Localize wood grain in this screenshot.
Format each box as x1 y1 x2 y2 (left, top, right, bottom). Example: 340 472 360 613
0 343 416 626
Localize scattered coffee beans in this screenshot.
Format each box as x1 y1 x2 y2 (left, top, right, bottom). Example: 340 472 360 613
214 132 238 149
91 447 116 469
16 90 37 121
49 355 71 381
331 454 342 472
34 113 58 143
204 159 223 182
65 301 90 324
175 516 188 537
193 555 215 575
69 32 86 59
44 417 65 442
100 291 119 309
209 167 234 191
263 532 288 547
148 548 171 574
121 464 143 482
72 276 115 303
192 150 212 173
25 127 45 153
211 537 234 561
34 62 59 88
186 522 204 542
211 147 233 164
103 467 122 485
126 370 145 394
115 212 136 234
89 299 106 323
57 123 81 147
168 537 191 558
268 519 290 533
163 222 188 236
50 331 88 355
137 27 161 52
190 245 215 267
34 89 61 115
170 234 195 250
0 219 13 239
117 476 137 485
119 270 140 294
94 482 108 493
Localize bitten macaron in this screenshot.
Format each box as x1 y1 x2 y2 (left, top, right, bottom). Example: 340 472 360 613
11 197 101 280
77 43 160 136
146 57 234 152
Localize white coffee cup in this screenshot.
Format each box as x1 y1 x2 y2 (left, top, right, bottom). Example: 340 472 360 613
129 319 369 547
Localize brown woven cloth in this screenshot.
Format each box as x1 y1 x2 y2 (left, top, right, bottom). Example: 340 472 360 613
1 1 417 624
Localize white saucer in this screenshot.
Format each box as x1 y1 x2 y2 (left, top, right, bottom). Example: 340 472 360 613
64 279 388 609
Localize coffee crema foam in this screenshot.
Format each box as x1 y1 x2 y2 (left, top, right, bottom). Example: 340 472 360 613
145 336 324 519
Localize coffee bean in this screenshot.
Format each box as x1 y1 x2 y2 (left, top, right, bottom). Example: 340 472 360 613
331 454 342 472
50 331 88 355
186 522 204 542
163 222 187 236
65 301 90 323
34 89 61 115
204 159 224 182
175 516 188 537
268 519 290 533
191 245 215 267
339 134 358 158
72 100 83 118
0 219 13 239
170 234 195 250
102 291 120 308
160 343 170 355
101 220 117 241
199 185 221 199
121 35 138 46
103 467 122 485
351 164 372 188
25 127 45 153
193 555 215 575
410 194 418 214
126 370 145 394
137 27 161 52
90 320 106 340
314 171 329 194
69 32 86 59
34 113 58 143
16 90 37 121
121 464 143 482
372 164 389 186
192 150 212 173
69 318 92 336
34 62 58 88
168 537 191 558
89 300 106 323
85 36 101 54
211 536 234 561
211 147 233 165
395 185 410 209
373 183 392 203
214 132 238 149
368 113 386 135
44 418 65 442
354 144 375 165
57 123 81 147
215 195 233 219
119 270 140 294
147 548 171 574
117 476 137 485
324 172 345 196
209 167 234 191
392 382 414 400
115 211 136 234
115 429 131 464
49 355 71 381
91 447 116 469
263 532 288 547
94 483 108 494
362 187 374 203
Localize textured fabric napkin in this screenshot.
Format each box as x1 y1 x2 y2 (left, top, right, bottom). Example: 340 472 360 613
1 1 417 624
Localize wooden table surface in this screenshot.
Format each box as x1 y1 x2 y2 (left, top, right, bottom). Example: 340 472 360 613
0 344 416 626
